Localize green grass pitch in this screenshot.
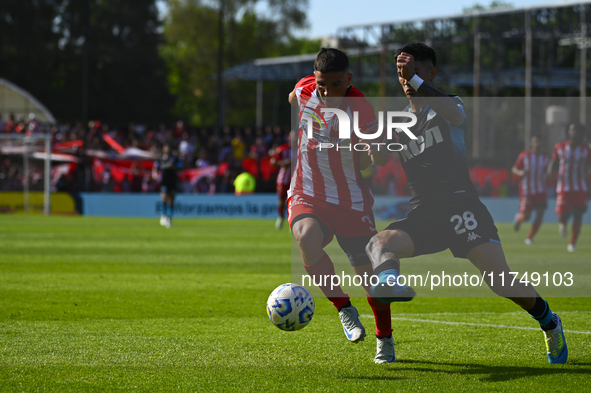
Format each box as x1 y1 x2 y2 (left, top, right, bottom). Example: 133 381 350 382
1 215 590 392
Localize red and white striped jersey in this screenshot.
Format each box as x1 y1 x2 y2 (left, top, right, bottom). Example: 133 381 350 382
552 141 591 193
513 150 549 197
288 75 377 212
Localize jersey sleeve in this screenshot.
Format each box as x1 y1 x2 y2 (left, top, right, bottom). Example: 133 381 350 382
450 96 467 127
514 151 525 169
294 75 315 105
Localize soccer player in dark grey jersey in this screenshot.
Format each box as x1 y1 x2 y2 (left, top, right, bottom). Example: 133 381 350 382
152 144 182 228
365 42 567 364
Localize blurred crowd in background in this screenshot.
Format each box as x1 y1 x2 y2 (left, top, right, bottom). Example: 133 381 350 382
0 114 527 197
0 113 295 194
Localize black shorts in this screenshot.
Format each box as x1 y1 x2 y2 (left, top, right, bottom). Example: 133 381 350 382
385 198 500 259
160 181 177 194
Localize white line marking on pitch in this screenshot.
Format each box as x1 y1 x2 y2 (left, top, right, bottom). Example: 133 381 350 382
368 311 591 316
360 315 591 335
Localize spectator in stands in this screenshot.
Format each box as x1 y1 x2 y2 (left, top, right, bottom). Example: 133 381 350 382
219 134 233 163
231 129 246 161
179 132 195 168
243 127 254 149
195 150 210 168
2 113 15 133
249 137 267 159
263 125 274 149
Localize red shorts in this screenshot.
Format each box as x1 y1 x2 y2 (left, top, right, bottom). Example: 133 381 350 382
287 194 377 247
519 193 547 215
556 191 588 215
277 183 289 201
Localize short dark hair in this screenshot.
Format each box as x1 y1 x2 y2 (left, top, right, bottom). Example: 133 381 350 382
394 42 437 67
314 48 349 73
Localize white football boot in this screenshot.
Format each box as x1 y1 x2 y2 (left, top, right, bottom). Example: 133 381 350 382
339 305 366 343
375 335 396 364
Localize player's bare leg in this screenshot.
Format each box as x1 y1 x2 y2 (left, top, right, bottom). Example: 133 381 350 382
292 217 365 342
525 207 545 244
160 191 169 226
163 193 174 228
514 210 531 232
467 242 537 305
292 217 324 266
559 211 570 238
365 230 416 302
467 242 567 364
568 208 584 251
275 198 286 230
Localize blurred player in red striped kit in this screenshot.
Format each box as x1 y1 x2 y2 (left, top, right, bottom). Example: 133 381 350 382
512 136 549 244
270 131 294 230
547 123 591 252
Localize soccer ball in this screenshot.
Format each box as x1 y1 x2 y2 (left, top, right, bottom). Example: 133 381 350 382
266 283 315 331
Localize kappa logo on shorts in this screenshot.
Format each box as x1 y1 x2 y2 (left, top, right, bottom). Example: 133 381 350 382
467 232 481 242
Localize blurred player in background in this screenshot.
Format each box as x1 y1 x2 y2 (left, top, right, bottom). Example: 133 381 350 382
511 136 549 244
270 131 293 229
365 42 568 365
547 123 591 252
152 143 182 228
288 48 394 363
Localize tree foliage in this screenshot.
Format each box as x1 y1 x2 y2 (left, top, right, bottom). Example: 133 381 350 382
160 0 318 126
0 0 172 125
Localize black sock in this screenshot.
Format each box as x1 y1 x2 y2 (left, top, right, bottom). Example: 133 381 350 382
373 260 400 276
525 297 556 330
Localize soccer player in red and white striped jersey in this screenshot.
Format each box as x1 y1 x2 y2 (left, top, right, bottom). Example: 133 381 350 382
287 48 393 363
512 136 549 244
548 123 591 252
270 133 293 230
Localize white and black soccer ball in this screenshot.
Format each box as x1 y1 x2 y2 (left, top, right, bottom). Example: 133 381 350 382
266 283 315 331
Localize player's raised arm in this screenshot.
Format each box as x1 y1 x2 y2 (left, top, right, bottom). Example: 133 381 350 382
396 51 464 126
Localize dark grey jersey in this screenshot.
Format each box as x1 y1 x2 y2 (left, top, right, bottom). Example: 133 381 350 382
395 97 478 209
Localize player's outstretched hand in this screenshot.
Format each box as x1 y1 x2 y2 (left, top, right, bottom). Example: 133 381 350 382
397 52 415 81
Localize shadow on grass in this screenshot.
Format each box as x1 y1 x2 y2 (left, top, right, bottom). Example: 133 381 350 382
391 359 591 382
